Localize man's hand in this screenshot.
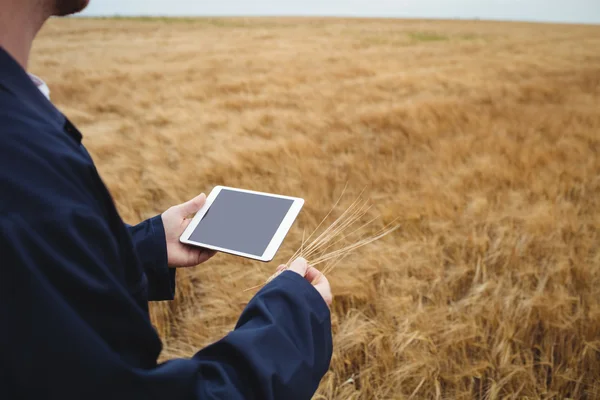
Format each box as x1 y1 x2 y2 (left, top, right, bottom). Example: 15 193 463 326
280 258 333 307
161 193 216 268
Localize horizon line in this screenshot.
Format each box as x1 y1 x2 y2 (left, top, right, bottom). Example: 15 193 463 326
72 14 600 26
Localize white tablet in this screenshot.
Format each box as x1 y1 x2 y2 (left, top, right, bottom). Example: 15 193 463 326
179 186 304 262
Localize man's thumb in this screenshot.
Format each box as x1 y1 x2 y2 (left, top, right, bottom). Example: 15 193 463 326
288 257 309 277
178 193 206 216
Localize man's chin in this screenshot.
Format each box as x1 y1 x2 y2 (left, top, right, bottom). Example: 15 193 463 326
53 0 90 17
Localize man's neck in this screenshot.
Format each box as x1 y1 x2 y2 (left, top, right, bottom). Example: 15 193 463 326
0 1 50 70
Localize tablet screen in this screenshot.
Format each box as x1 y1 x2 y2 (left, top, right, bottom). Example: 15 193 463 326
188 189 295 257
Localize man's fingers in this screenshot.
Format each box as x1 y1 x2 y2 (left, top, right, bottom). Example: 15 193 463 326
305 266 323 283
276 264 287 273
196 249 217 265
287 257 308 277
285 259 333 307
177 193 206 216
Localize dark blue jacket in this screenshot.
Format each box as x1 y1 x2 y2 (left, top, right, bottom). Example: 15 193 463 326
0 47 332 399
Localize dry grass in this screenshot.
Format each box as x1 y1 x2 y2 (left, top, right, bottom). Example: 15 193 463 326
32 17 600 399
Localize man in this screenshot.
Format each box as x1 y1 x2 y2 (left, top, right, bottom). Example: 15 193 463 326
0 0 333 399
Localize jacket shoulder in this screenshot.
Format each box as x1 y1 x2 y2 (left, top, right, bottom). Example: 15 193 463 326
0 94 96 216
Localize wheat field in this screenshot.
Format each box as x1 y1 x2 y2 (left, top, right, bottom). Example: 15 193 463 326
31 17 600 399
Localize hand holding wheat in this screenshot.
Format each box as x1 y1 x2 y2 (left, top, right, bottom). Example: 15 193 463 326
281 257 333 307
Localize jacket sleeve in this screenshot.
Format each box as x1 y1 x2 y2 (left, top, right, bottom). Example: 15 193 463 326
0 210 333 400
126 215 177 301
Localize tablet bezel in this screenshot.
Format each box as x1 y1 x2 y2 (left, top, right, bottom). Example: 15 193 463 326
179 186 304 262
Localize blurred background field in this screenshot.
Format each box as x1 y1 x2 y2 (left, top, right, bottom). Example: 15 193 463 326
32 17 600 399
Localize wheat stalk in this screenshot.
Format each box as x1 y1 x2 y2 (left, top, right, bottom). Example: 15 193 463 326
244 187 400 292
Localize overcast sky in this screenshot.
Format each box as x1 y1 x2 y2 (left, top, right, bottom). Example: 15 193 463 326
80 0 600 24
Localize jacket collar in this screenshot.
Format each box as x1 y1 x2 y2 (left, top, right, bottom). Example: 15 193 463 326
0 46 83 144
0 46 65 125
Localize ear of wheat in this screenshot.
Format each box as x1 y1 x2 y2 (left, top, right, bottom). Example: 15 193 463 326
245 185 399 292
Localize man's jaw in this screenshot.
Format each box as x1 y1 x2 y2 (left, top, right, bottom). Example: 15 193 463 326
52 0 90 17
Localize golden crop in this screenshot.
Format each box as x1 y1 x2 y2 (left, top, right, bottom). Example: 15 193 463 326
32 17 600 399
